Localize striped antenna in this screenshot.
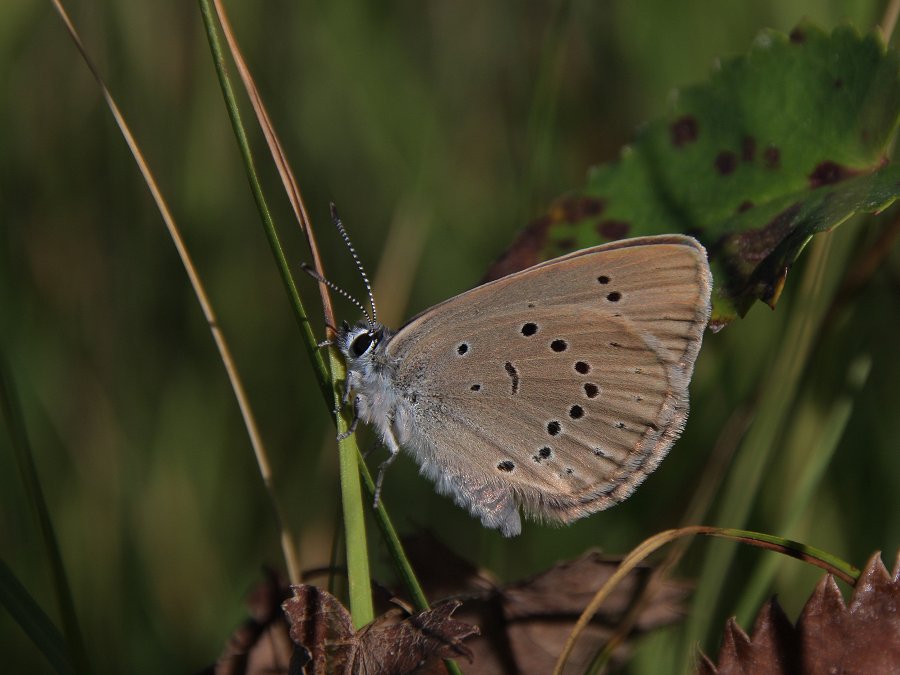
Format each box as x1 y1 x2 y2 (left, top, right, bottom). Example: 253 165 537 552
301 263 375 329
330 203 378 326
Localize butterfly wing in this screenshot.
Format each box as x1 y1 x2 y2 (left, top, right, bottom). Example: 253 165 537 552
384 236 711 534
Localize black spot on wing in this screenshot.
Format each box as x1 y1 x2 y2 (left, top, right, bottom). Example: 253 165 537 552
504 362 520 395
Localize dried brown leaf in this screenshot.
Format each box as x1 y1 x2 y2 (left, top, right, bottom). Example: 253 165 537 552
206 570 293 675
282 585 357 673
444 551 689 675
506 553 686 674
700 551 900 674
207 544 688 675
501 551 686 626
280 586 478 675
355 600 478 673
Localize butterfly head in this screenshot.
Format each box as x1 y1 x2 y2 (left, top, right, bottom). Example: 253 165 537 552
336 320 387 364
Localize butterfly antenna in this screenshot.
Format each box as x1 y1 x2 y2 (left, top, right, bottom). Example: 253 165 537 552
301 263 374 328
330 203 378 326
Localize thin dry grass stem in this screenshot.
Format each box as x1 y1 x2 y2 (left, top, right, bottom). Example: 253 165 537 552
210 0 336 334
553 526 714 675
50 0 301 585
880 0 900 43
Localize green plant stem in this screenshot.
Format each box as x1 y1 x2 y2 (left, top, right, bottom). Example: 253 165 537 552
199 0 378 621
0 356 89 674
198 0 329 400
328 350 376 627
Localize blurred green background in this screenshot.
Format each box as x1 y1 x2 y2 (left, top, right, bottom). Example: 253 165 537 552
2 0 898 672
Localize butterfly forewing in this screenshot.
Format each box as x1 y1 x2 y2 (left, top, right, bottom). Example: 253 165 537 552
385 236 711 525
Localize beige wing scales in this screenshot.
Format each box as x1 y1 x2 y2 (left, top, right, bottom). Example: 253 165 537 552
387 236 711 525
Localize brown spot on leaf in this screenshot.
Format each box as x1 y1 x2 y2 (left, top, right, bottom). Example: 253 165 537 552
597 219 630 240
834 78 844 89
581 197 606 217
741 136 756 162
555 195 606 223
764 145 781 169
737 200 755 213
726 202 802 266
483 196 606 282
482 214 553 282
715 151 738 176
710 202 802 313
809 161 856 188
670 115 699 147
789 27 806 43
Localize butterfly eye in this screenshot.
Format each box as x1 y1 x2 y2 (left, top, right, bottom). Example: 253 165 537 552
350 332 375 357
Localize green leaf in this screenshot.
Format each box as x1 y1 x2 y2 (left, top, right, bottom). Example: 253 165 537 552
486 22 900 328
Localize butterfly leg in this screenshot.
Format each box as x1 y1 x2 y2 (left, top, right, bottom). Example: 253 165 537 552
372 429 401 508
331 371 356 418
341 372 357 406
336 394 362 441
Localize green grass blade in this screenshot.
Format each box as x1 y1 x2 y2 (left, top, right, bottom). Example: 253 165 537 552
0 559 73 675
712 529 859 583
734 354 871 622
0 354 89 674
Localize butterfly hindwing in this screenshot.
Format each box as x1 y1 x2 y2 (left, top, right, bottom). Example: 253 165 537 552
382 236 711 530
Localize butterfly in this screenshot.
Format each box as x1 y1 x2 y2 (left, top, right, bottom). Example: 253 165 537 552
321 208 712 536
